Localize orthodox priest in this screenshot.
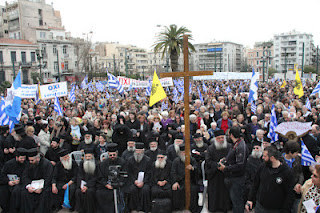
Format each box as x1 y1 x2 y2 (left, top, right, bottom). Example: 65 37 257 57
126 142 152 212
20 148 53 213
0 148 27 213
75 149 98 213
51 149 78 211
96 143 127 213
205 130 232 212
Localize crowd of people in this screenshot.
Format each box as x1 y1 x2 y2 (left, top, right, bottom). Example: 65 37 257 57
0 79 320 213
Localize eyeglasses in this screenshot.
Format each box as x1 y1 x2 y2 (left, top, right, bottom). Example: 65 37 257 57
157 156 164 159
109 154 116 157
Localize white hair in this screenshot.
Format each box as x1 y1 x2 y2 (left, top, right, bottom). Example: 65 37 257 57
161 111 168 118
256 129 264 136
251 116 257 121
200 124 207 131
210 122 217 128
190 114 197 121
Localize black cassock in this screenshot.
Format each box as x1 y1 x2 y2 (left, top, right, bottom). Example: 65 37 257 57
0 158 27 213
51 160 78 210
21 157 53 213
45 147 62 163
75 161 97 213
150 160 172 199
96 157 127 213
205 143 232 212
126 155 152 212
145 148 162 163
171 156 200 212
121 149 134 161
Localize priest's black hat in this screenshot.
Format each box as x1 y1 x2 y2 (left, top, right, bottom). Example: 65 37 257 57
16 147 27 156
193 133 202 139
214 130 225 137
84 148 94 155
135 142 144 149
52 137 60 143
157 150 166 156
26 148 38 157
35 116 41 121
14 124 25 135
107 143 118 152
58 149 70 157
147 137 157 144
175 134 184 140
179 144 185 151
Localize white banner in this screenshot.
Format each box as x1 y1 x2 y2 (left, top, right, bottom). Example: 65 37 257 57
19 82 68 99
117 77 173 88
193 72 253 80
275 121 312 137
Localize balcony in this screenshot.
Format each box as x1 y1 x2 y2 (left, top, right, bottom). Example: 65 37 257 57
63 54 69 58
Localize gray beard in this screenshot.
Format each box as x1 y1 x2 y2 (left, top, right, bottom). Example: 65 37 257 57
134 152 144 163
155 159 166 169
84 138 92 144
150 147 157 152
83 159 96 175
61 156 72 170
127 146 136 152
195 141 204 148
251 150 263 159
174 144 180 153
179 154 185 162
213 137 228 150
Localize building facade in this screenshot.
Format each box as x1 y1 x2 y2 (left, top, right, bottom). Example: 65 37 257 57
273 30 314 74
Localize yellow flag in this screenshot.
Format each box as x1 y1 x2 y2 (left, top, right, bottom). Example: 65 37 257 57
149 71 167 107
293 66 304 98
280 80 287 88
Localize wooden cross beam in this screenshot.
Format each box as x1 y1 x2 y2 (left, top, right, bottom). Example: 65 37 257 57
160 35 213 210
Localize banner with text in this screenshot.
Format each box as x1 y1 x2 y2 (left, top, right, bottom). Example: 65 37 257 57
117 77 173 87
193 72 253 80
19 82 68 99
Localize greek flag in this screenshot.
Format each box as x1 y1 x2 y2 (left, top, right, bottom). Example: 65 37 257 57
106 92 110 99
161 101 168 111
267 104 278 143
189 82 192 95
107 72 124 94
202 82 207 93
136 92 140 101
69 85 75 103
145 80 152 96
251 101 257 114
172 88 179 103
127 84 133 92
179 91 184 101
248 68 258 103
215 85 220 93
198 87 204 102
301 139 316 166
35 82 41 105
95 81 104 92
311 81 320 96
1 71 22 131
54 94 63 116
81 75 88 89
305 97 312 111
226 86 231 93
176 79 184 94
88 82 93 92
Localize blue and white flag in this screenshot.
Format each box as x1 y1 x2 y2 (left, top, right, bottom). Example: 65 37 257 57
176 79 184 94
172 88 179 103
311 81 320 96
305 97 312 111
145 80 152 96
248 68 258 103
95 81 104 92
54 94 63 116
88 82 93 92
267 104 278 143
161 101 168 111
136 92 140 101
179 91 184 101
106 92 110 99
251 102 257 114
127 84 133 92
35 82 41 105
301 139 316 166
189 82 192 95
202 82 207 93
198 87 204 103
226 86 231 93
215 85 220 93
0 97 14 131
69 85 75 103
81 75 88 89
107 72 124 94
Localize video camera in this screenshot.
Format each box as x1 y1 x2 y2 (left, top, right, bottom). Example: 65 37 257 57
108 165 128 188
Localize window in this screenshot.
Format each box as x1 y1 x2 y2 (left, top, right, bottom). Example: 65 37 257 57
38 9 42 16
53 45 57 54
4 30 8 34
40 32 46 38
3 20 7 23
75 61 78 67
21 52 26 64
39 20 43 26
65 61 68 70
31 52 36 62
54 62 58 71
0 51 3 63
10 51 16 63
63 45 67 54
257 60 259 65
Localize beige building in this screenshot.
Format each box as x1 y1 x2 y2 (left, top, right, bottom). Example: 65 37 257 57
0 38 38 83
246 42 274 80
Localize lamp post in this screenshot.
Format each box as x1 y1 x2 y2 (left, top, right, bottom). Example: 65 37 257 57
36 49 44 84
284 48 288 80
301 42 305 77
56 50 60 82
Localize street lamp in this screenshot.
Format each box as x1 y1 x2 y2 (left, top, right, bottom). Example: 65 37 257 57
36 49 44 84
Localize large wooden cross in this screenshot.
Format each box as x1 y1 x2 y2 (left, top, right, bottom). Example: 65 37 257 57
160 35 213 210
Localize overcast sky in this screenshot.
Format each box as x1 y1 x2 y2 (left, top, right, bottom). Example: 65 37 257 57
2 0 320 50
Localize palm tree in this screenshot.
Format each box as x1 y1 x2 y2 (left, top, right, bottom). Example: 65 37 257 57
153 24 196 72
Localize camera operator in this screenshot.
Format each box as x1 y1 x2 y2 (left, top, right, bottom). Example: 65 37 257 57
96 143 127 213
218 126 248 213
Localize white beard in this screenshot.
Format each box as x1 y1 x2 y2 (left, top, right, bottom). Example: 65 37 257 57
150 147 157 152
179 153 185 162
174 144 180 153
134 152 144 163
61 156 72 170
127 146 136 152
155 159 167 169
85 138 92 144
83 159 96 175
251 150 263 159
213 137 228 150
195 141 204 148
